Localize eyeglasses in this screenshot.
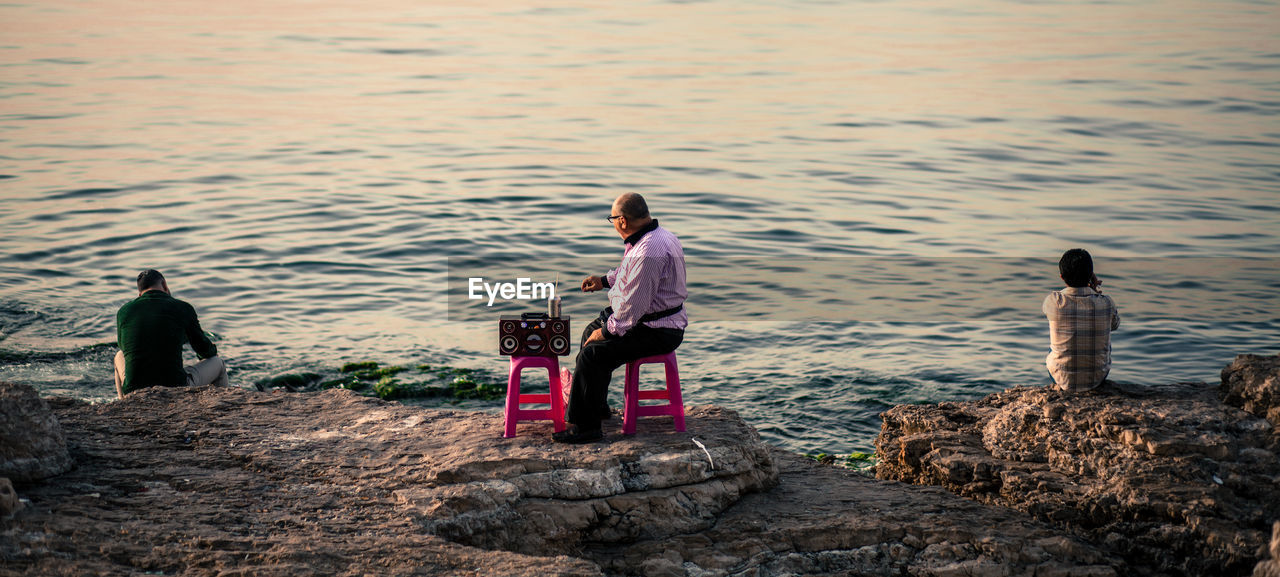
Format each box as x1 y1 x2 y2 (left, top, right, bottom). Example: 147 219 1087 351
606 214 624 223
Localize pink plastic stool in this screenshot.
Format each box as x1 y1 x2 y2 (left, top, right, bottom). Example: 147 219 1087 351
503 356 566 438
622 351 686 435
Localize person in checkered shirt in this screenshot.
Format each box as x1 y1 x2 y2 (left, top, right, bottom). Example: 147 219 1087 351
1043 248 1121 392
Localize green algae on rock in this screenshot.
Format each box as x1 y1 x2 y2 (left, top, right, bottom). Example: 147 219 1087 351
259 361 505 402
802 451 879 475
340 361 379 373
253 372 324 392
352 365 408 381
318 377 368 391
370 374 504 401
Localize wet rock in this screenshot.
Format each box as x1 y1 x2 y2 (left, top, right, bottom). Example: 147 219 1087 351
877 381 1280 577
1221 353 1280 426
0 382 73 484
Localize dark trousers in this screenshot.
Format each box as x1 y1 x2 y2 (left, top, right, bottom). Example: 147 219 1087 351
565 308 683 430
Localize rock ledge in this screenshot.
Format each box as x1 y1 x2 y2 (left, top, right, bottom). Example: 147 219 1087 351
3 385 1129 576
877 379 1280 577
1221 353 1280 426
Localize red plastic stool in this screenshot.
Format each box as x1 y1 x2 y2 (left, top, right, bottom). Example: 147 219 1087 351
504 356 566 438
622 351 685 435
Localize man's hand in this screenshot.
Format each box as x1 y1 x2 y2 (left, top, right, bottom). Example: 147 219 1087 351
1089 273 1102 292
581 276 605 292
584 328 606 345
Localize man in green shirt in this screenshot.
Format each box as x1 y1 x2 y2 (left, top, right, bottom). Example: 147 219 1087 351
113 269 228 398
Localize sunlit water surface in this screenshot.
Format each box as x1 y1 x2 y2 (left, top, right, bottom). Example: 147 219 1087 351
1 0 1277 454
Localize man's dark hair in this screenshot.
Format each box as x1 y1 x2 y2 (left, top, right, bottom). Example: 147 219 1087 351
616 193 650 220
1058 249 1093 287
137 269 165 292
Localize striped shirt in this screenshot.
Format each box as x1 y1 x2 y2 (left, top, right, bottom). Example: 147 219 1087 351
1043 286 1120 392
603 220 688 337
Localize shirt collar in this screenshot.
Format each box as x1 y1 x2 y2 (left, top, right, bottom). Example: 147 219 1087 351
623 219 659 246
1061 286 1097 296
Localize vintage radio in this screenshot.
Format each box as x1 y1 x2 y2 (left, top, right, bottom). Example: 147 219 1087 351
499 313 571 357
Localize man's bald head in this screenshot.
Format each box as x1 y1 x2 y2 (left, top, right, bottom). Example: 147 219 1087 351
613 193 650 221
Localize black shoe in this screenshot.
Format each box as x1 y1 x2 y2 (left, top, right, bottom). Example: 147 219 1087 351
599 407 615 421
553 425 604 444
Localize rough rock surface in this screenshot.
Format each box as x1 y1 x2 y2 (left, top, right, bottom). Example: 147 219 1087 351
0 382 73 484
0 478 19 517
588 450 1121 577
1 385 767 576
877 381 1280 577
1 385 1127 576
1254 522 1280 577
1222 354 1280 426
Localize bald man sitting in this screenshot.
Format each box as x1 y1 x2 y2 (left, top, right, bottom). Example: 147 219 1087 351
554 193 688 443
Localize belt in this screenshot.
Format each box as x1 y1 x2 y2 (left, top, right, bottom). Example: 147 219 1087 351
603 304 684 324
638 304 683 323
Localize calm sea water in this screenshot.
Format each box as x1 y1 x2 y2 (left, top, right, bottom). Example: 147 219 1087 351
1 0 1277 454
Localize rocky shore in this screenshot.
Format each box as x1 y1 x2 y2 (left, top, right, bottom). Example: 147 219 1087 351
877 353 1280 576
1 353 1277 576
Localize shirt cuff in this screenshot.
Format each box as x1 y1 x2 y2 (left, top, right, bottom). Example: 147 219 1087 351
603 316 625 339
601 274 611 289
